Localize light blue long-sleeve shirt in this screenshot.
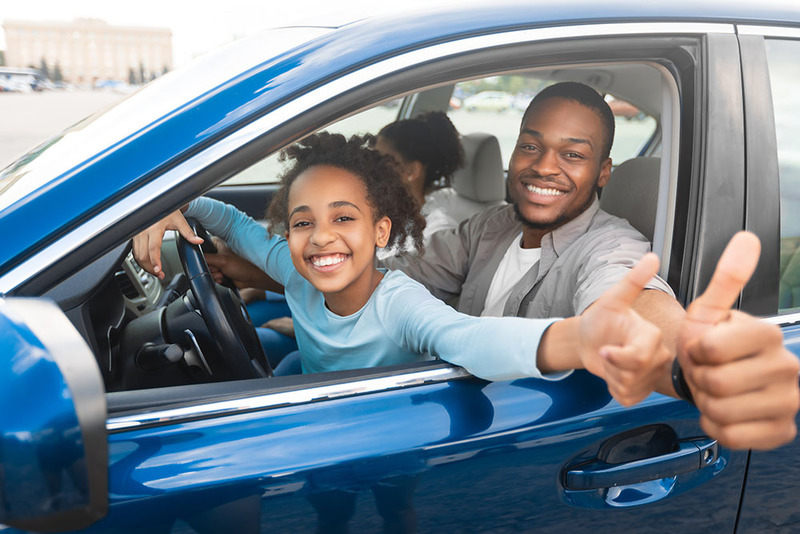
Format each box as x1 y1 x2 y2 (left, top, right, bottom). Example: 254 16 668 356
185 197 564 381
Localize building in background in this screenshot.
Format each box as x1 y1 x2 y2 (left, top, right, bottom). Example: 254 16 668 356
1 18 172 86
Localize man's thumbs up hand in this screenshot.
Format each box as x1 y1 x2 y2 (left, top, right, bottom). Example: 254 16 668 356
579 253 672 406
679 232 800 449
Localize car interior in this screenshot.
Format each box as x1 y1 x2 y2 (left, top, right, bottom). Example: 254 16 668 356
35 55 683 414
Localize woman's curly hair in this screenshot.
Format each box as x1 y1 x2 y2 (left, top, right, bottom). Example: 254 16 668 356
266 132 426 254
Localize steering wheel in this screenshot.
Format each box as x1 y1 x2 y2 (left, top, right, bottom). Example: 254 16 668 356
176 218 273 379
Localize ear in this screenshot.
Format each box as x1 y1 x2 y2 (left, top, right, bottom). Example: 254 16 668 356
407 160 425 183
375 216 392 248
597 157 612 188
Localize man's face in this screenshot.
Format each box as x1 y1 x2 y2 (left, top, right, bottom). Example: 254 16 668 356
507 97 612 233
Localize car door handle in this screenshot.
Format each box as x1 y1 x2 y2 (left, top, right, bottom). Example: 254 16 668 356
564 438 719 490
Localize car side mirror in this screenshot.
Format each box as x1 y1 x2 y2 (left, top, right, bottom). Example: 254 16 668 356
0 298 108 532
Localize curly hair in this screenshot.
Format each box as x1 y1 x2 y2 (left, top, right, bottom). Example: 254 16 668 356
377 111 465 194
266 132 426 254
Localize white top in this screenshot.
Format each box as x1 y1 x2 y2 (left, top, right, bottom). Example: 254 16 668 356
482 233 541 317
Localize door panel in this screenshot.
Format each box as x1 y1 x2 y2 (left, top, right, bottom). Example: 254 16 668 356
38 371 744 533
737 324 800 532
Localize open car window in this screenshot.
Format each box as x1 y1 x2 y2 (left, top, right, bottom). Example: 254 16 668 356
100 60 679 406
445 74 659 169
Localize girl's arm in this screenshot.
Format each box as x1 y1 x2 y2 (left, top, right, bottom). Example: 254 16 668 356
182 197 291 283
382 253 669 407
132 198 293 285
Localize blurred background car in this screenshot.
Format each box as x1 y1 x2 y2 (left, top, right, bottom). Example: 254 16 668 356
461 90 514 112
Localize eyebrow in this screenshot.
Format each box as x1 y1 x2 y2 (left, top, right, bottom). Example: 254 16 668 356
289 200 362 218
520 128 595 150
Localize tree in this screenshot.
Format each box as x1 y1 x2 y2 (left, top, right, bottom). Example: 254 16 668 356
0 50 5 66
128 67 137 85
39 57 50 80
138 62 145 85
53 63 63 83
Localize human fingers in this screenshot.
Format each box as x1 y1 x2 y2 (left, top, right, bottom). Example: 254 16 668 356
174 214 204 246
131 232 153 275
687 345 799 401
132 225 166 279
698 416 798 451
684 311 788 368
686 232 760 324
601 316 667 371
693 381 800 428
599 356 651 406
594 253 660 312
205 253 224 269
601 344 670 406
205 254 227 284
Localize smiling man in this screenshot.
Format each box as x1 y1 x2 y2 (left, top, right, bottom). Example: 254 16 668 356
384 82 671 323
383 82 799 450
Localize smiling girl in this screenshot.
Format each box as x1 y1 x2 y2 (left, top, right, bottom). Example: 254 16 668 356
134 132 669 404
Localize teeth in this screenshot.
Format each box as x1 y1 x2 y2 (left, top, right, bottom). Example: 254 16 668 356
311 254 346 267
525 184 564 196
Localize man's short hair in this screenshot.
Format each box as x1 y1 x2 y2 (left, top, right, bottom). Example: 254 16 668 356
522 82 616 160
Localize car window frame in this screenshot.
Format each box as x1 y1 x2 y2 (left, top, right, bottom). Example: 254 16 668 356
84 27 719 421
7 24 723 299
738 25 800 321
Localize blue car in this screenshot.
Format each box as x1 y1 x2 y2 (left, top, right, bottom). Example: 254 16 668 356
2 2 800 532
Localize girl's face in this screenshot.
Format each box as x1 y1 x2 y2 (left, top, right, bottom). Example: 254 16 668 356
285 165 391 316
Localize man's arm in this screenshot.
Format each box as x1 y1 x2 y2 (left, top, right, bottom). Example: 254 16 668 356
539 253 672 406
380 206 503 300
633 289 685 397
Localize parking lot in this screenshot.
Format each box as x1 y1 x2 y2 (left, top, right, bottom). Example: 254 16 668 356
0 90 126 169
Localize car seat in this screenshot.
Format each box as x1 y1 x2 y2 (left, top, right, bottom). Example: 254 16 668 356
599 156 661 243
426 132 507 224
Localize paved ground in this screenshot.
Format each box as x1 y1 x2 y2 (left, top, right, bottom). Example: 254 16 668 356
0 90 126 169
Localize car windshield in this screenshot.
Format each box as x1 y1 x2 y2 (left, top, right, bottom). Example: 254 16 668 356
0 26 332 213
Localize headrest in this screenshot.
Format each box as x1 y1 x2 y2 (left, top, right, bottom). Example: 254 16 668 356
452 133 506 203
600 156 661 242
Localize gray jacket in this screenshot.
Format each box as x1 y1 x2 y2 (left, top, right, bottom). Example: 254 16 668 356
381 199 673 319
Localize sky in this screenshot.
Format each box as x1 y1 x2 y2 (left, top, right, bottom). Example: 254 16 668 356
0 0 473 67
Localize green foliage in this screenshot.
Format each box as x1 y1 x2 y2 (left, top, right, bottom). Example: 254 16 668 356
39 57 50 80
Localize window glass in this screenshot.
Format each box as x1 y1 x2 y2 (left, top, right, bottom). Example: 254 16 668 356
766 39 800 312
446 75 657 168
224 99 401 185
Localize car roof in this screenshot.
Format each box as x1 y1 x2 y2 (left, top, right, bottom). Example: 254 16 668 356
1 0 799 276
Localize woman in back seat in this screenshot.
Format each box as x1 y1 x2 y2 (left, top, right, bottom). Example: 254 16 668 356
374 111 465 244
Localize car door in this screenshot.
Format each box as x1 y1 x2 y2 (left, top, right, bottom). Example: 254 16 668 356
1 19 755 534
736 25 800 533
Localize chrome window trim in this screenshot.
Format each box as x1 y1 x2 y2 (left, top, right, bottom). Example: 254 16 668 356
0 21 734 294
764 312 800 327
107 366 471 432
737 25 800 39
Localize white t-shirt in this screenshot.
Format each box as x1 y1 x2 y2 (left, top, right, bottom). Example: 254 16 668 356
482 232 541 317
